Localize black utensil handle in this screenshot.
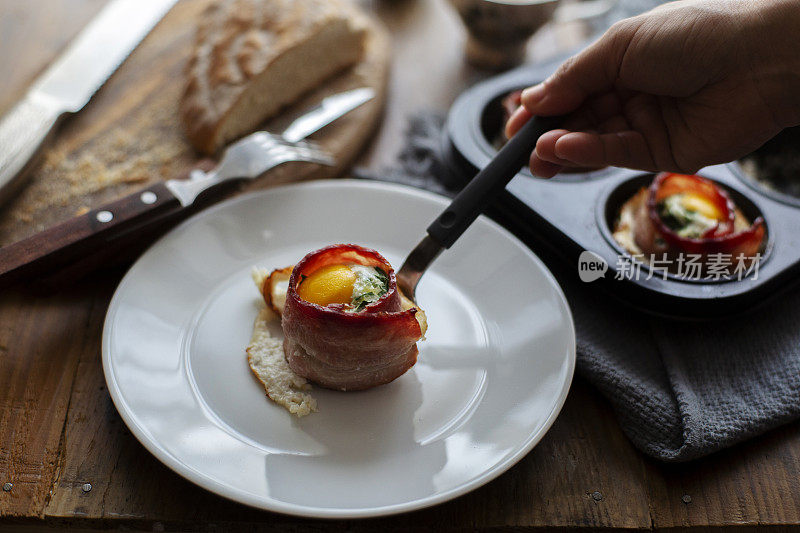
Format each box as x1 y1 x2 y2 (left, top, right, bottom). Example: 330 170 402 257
427 115 562 248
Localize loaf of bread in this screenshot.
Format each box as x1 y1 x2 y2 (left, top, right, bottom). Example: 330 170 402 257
181 0 367 154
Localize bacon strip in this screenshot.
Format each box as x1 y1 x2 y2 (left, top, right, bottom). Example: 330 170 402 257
631 173 765 262
280 244 424 391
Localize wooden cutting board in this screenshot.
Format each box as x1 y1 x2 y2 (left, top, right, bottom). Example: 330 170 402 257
0 0 390 245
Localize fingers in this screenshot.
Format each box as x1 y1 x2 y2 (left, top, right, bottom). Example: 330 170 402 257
533 129 574 165
519 99 662 175
548 130 658 171
529 152 563 178
528 125 660 176
519 24 633 117
509 119 570 177
506 21 636 176
528 129 597 177
505 105 532 139
529 129 570 178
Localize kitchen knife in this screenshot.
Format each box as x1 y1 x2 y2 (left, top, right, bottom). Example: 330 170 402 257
0 0 178 206
281 87 375 143
0 86 374 289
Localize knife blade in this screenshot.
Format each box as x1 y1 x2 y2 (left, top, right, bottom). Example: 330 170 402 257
281 87 375 143
0 0 178 206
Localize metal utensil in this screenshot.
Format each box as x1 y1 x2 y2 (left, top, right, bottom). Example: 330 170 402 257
0 0 178 205
167 87 374 205
167 134 334 206
0 85 376 289
397 115 562 303
282 87 374 143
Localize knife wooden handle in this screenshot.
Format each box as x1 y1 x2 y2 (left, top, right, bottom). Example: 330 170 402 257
0 182 184 289
0 93 65 206
0 159 224 289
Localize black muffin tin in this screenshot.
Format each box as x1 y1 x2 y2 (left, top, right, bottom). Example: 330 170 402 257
442 57 800 317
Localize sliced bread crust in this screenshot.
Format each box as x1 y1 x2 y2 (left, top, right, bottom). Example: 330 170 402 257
181 0 367 154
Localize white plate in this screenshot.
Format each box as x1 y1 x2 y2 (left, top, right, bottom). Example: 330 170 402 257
103 179 575 518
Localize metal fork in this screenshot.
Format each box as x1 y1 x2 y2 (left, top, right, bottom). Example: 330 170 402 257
167 132 334 206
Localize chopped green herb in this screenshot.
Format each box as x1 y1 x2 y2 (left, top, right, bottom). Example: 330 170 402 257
348 265 389 312
374 267 388 284
658 194 717 239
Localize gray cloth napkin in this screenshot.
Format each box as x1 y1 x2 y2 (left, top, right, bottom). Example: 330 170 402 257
355 114 800 462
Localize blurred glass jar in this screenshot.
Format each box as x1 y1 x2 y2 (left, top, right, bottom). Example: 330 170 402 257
448 0 559 69
448 0 615 69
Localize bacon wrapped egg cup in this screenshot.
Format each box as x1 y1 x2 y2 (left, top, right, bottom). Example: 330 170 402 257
262 244 426 391
612 173 765 272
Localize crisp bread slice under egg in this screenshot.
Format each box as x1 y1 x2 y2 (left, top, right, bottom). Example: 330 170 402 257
247 268 316 417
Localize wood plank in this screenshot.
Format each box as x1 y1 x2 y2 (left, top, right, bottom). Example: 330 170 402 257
647 421 800 528
0 283 105 518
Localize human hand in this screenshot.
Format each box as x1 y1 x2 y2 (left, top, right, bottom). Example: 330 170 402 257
506 0 800 178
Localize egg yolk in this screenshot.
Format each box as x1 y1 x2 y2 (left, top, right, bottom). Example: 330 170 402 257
296 264 356 306
680 193 723 220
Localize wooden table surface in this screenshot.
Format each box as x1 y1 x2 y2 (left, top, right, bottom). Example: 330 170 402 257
2 1 800 531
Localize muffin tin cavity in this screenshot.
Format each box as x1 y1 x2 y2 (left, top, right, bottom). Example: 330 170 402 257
481 90 519 151
729 125 800 208
729 160 800 209
598 174 772 285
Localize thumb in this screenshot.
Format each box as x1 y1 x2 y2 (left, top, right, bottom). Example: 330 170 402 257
522 24 632 116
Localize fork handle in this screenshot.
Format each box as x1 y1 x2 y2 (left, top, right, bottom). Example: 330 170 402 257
0 160 219 289
427 115 562 248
